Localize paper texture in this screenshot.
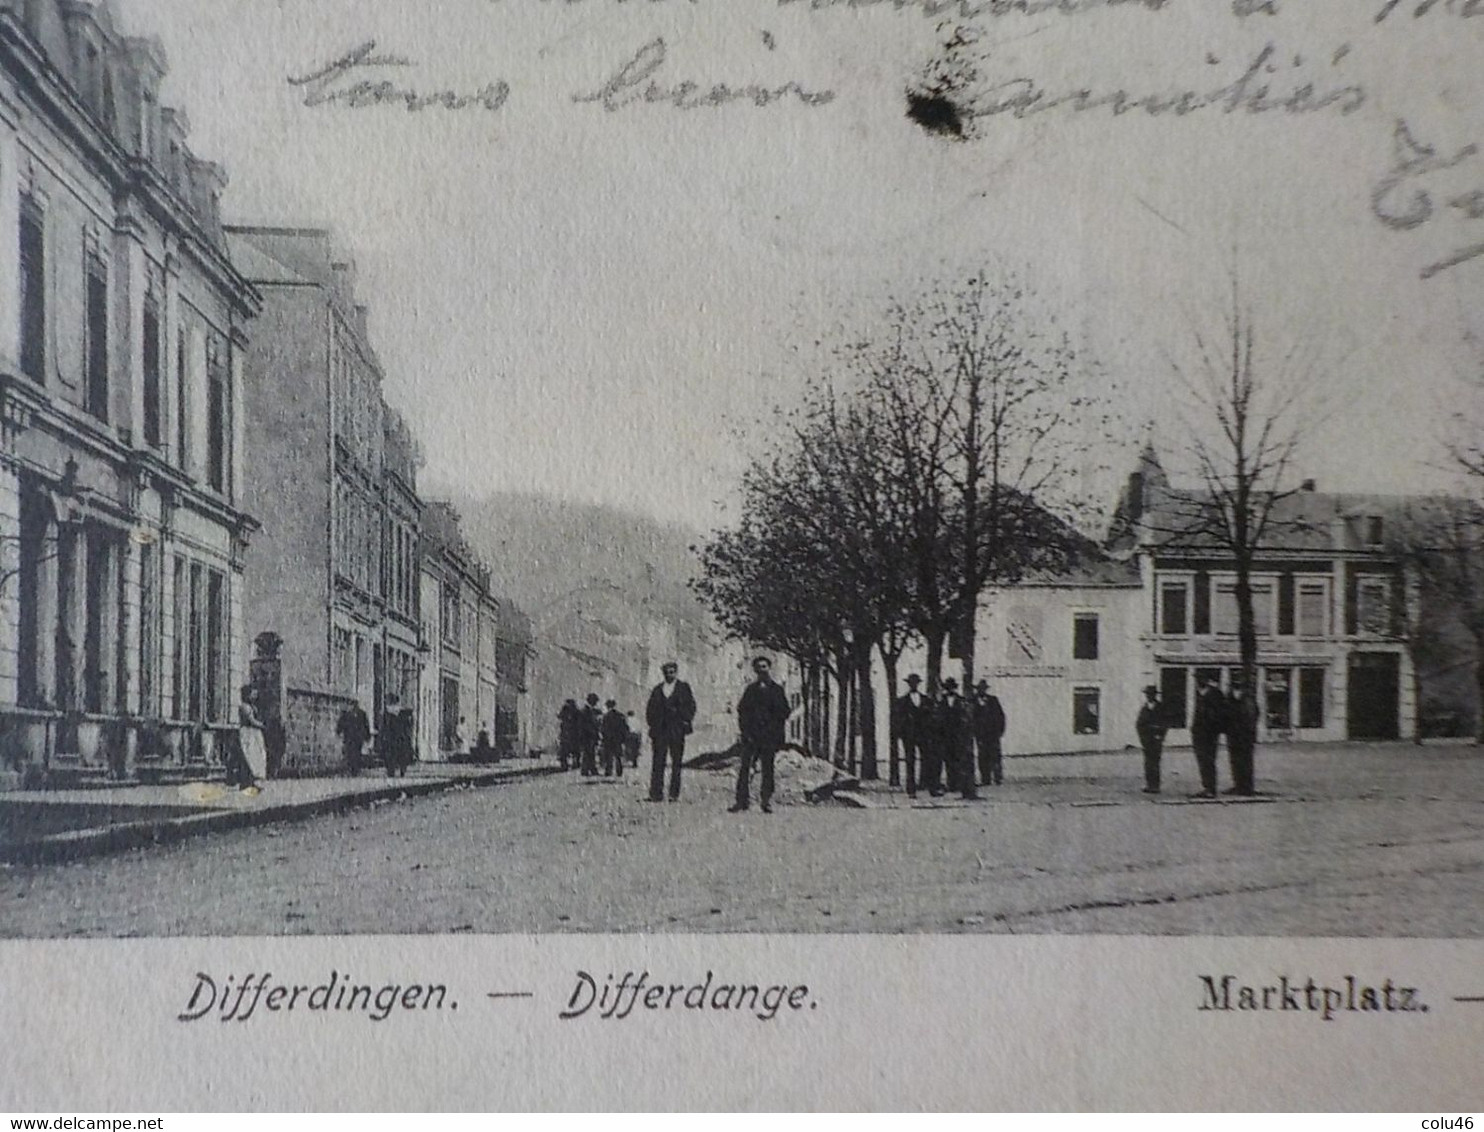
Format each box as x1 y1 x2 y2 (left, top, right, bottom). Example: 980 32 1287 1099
2 0 1483 1112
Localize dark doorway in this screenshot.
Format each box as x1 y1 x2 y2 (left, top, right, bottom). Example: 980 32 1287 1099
1348 653 1400 740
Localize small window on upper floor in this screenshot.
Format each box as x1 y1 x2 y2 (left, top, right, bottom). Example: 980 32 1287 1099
1073 612 1100 661
1365 516 1385 546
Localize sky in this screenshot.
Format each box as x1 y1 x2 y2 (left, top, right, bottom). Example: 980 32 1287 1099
113 0 1484 533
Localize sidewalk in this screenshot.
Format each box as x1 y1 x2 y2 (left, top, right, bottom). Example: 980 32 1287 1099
0 760 563 866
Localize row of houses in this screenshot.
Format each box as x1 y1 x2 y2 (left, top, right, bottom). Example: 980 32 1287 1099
844 446 1440 762
0 0 529 788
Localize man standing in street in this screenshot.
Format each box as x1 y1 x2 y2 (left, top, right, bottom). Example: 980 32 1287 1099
600 699 628 778
893 674 931 798
936 678 979 801
1225 677 1259 797
645 661 696 802
557 699 581 771
1135 684 1169 794
579 693 603 777
335 700 371 776
1190 673 1227 799
730 656 791 814
972 679 1007 787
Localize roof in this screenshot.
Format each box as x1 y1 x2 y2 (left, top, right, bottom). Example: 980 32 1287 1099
1140 488 1453 555
225 233 315 287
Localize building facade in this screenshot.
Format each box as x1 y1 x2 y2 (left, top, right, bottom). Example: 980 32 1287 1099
420 501 500 760
226 225 420 766
1120 452 1418 746
1 0 258 787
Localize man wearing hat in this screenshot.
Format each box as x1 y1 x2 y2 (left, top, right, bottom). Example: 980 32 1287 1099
1225 676 1259 797
579 692 603 777
892 674 932 797
933 678 979 801
972 679 1007 787
730 656 792 814
600 699 629 778
1190 673 1227 798
1135 684 1169 794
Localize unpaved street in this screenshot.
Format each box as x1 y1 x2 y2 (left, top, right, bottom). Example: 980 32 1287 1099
5 742 1484 937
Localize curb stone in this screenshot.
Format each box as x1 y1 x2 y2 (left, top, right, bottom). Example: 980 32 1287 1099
0 765 566 867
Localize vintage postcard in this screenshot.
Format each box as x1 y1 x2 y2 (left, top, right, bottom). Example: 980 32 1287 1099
2 0 1484 1112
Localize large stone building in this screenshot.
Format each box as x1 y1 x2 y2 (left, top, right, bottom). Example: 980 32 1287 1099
225 225 421 770
0 0 258 786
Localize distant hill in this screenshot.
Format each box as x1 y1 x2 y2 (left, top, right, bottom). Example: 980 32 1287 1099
437 491 711 636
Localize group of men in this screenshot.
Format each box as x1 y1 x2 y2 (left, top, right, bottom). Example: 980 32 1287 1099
1136 675 1259 798
556 656 795 814
892 675 1008 800
334 699 416 778
556 694 645 778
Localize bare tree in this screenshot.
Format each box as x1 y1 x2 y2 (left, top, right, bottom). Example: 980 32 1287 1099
1160 278 1327 693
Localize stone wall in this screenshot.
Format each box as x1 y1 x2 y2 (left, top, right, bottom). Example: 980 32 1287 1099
281 685 357 776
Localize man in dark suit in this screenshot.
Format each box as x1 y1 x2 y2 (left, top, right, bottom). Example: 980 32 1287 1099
936 678 979 801
645 661 696 802
1190 673 1227 799
1135 684 1168 794
730 656 791 814
557 699 581 770
579 692 602 777
600 699 628 778
1225 677 1259 797
892 674 931 797
972 679 1007 787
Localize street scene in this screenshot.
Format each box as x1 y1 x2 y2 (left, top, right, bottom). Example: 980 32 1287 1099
3 1 1484 943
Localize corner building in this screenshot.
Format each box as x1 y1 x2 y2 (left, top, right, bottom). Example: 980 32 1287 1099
0 0 258 787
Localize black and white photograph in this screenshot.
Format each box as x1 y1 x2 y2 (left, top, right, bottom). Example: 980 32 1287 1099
2 0 1484 1112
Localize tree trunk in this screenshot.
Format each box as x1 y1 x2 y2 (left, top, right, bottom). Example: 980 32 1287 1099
924 627 946 697
846 656 859 776
857 640 878 780
960 607 978 695
882 648 901 787
834 655 850 768
1412 655 1424 746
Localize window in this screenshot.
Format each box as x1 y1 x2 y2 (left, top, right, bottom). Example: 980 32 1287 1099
1365 516 1384 546
84 252 109 421
1073 687 1101 735
1277 573 1295 636
1298 667 1325 728
1160 583 1188 635
1214 581 1274 637
19 199 46 382
206 570 226 722
1264 667 1292 730
187 562 204 722
1073 613 1100 660
176 328 190 469
1192 571 1211 635
1297 582 1328 638
205 334 230 495
1356 577 1392 636
142 291 163 448
139 542 158 716
1160 667 1188 729
171 556 187 718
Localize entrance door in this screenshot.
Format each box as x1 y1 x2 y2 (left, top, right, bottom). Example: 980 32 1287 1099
1347 653 1400 740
